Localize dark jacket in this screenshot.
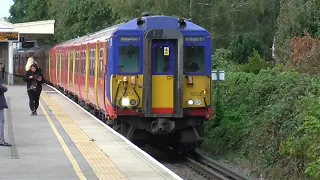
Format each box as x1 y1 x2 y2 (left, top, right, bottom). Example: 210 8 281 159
0 86 8 109
23 69 45 91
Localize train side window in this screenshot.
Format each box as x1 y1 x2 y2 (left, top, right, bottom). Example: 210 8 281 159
92 49 96 77
89 50 95 77
183 46 205 73
119 46 140 73
89 50 92 76
61 53 64 71
66 52 69 73
76 51 79 74
81 51 86 75
70 52 73 74
99 49 103 79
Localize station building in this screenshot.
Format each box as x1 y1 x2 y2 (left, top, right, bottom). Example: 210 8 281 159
0 19 55 85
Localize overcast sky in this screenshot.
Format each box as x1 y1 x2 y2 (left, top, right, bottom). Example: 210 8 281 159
0 0 13 19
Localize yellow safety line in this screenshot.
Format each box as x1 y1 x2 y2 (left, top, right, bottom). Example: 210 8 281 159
39 102 87 180
41 92 128 180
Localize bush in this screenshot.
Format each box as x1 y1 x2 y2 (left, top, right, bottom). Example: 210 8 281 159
204 68 320 179
227 34 262 64
242 49 271 74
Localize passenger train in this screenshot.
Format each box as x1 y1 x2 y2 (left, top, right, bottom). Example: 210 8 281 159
13 13 213 151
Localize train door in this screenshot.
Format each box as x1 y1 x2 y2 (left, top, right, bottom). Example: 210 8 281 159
151 40 175 115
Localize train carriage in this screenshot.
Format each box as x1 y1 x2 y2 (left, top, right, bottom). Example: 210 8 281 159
13 13 213 152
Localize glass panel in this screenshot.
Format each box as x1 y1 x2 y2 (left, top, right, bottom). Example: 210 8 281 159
153 47 170 73
183 46 205 73
99 49 103 79
119 46 140 73
70 52 73 74
76 52 79 74
81 51 86 74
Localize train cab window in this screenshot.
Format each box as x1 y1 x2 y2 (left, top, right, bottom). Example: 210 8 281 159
99 49 104 79
119 46 140 73
183 46 205 73
81 51 86 74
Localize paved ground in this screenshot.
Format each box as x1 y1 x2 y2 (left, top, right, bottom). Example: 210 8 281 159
0 84 182 180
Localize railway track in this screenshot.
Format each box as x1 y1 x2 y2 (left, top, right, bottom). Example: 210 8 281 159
144 144 252 180
187 149 253 180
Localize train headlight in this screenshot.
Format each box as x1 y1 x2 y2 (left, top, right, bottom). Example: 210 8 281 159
195 99 201 106
121 97 130 106
187 99 194 106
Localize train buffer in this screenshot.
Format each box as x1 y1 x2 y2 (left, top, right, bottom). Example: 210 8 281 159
0 85 182 180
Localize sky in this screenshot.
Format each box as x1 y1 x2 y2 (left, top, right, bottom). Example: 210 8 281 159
0 0 13 19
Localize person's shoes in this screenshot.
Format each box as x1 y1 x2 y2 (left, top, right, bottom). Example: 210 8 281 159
0 141 12 146
31 111 37 116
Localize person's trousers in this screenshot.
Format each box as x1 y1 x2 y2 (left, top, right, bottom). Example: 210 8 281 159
0 109 5 143
27 90 41 112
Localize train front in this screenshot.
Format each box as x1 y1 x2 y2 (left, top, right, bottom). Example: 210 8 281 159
109 14 212 148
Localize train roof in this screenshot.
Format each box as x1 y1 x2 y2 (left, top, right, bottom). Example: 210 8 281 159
53 15 211 48
13 45 51 53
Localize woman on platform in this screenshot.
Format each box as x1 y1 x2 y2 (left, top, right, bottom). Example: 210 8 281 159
25 57 38 71
23 63 44 116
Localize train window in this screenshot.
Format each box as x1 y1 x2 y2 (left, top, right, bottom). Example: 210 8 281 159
99 49 104 79
81 51 86 74
183 46 205 73
89 50 95 77
76 52 79 74
70 52 73 73
119 45 140 73
66 52 69 73
92 50 96 77
61 53 64 71
153 47 170 73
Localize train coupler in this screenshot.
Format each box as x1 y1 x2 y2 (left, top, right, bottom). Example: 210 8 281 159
150 118 175 134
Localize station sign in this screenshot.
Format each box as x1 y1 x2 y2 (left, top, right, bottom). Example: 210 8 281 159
120 36 140 42
0 32 19 41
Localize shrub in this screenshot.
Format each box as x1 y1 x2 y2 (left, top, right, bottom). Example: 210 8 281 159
242 49 271 74
204 68 320 179
227 34 262 64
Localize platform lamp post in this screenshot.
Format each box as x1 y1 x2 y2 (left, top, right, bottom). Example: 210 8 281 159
211 70 225 124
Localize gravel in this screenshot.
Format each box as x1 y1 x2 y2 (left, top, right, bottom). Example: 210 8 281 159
140 145 209 180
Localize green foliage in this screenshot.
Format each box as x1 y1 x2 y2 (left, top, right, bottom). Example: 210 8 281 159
212 48 242 72
204 68 320 179
242 49 271 74
275 0 320 63
227 34 262 64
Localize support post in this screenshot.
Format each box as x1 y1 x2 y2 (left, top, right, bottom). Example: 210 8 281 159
8 41 13 85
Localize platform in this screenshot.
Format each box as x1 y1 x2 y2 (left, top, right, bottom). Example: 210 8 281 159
0 84 182 180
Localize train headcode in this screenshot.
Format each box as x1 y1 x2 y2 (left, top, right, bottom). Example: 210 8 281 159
0 32 19 41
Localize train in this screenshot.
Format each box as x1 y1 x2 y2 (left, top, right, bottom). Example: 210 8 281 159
13 13 213 151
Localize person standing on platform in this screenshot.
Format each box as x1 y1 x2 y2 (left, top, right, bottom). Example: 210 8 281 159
0 61 5 81
0 80 10 147
23 63 44 116
25 57 37 71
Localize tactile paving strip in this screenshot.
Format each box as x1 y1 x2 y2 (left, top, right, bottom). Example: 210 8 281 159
41 92 128 180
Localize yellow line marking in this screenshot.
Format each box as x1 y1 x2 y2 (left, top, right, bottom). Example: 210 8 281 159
39 102 87 180
41 92 128 180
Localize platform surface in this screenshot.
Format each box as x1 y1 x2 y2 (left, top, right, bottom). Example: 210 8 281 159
0 84 182 180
